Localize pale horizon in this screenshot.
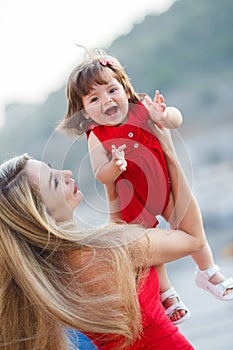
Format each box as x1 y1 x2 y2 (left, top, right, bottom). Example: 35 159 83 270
0 0 175 127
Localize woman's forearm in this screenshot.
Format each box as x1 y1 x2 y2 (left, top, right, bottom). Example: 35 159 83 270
142 127 206 266
164 134 205 239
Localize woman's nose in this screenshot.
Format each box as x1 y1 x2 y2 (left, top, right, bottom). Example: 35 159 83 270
62 170 72 183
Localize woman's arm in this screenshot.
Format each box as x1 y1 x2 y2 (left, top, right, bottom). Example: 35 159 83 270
88 132 126 184
142 126 206 266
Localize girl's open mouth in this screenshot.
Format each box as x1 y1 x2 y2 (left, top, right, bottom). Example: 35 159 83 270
105 106 118 116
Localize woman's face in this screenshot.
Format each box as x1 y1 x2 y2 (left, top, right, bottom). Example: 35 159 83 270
25 160 83 222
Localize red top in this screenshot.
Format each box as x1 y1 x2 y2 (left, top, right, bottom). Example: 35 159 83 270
87 102 170 228
85 268 194 349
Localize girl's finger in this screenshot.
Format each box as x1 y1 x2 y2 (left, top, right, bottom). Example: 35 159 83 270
118 144 126 152
144 95 153 106
159 94 164 103
154 90 160 103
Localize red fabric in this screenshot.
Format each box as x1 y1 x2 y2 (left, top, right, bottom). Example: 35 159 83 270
86 268 194 349
87 102 170 228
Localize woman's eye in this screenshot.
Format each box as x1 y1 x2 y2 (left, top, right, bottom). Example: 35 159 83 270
54 178 59 189
110 87 117 93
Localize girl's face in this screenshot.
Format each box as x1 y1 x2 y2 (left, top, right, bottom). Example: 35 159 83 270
25 160 83 222
82 77 130 126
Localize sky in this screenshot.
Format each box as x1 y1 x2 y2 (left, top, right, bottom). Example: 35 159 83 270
0 0 175 126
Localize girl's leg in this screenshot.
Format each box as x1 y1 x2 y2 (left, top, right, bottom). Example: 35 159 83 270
156 264 189 323
192 241 233 296
159 193 190 323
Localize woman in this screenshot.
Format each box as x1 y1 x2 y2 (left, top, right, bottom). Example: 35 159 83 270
0 127 205 349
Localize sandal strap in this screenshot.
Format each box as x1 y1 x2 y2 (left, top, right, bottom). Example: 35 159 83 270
219 277 233 290
196 266 233 300
165 300 188 319
213 277 233 297
199 264 220 279
160 286 178 303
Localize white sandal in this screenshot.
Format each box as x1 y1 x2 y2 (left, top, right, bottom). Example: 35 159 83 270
195 264 233 301
160 286 191 325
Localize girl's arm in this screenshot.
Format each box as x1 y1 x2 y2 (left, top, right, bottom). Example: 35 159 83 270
88 132 126 184
143 90 183 129
104 183 122 222
140 127 206 266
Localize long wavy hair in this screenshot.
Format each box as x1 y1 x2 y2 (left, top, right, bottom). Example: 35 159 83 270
57 47 142 137
0 154 150 350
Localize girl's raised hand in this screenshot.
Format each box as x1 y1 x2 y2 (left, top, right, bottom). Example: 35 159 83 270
144 90 167 126
112 144 127 171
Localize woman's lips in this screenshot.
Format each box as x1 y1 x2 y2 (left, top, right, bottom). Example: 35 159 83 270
73 182 78 194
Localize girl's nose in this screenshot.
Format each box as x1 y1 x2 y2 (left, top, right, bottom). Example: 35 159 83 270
102 92 112 105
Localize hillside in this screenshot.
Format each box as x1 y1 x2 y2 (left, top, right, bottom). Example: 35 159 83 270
109 0 233 121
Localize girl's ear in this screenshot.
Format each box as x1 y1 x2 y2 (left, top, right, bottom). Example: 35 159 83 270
125 88 131 100
125 86 131 100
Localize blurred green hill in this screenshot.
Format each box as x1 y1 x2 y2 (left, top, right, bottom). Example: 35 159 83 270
1 0 233 223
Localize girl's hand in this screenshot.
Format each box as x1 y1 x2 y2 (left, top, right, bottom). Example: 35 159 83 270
112 144 127 171
144 90 167 127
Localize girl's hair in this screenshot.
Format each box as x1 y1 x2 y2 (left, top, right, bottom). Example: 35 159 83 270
0 154 150 350
57 48 141 136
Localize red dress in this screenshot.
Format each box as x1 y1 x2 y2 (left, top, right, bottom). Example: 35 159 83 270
86 268 194 349
87 102 170 228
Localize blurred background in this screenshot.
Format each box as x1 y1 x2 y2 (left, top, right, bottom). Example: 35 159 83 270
1 0 233 348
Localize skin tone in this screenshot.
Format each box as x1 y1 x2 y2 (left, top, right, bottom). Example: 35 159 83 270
82 77 130 127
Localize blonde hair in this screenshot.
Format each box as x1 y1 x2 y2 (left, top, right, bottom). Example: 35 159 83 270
57 47 141 137
0 154 150 350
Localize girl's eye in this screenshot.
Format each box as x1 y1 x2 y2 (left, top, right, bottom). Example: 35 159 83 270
54 178 59 189
110 87 117 93
90 97 98 103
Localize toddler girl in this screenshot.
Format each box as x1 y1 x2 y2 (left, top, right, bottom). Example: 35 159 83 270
58 48 233 324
